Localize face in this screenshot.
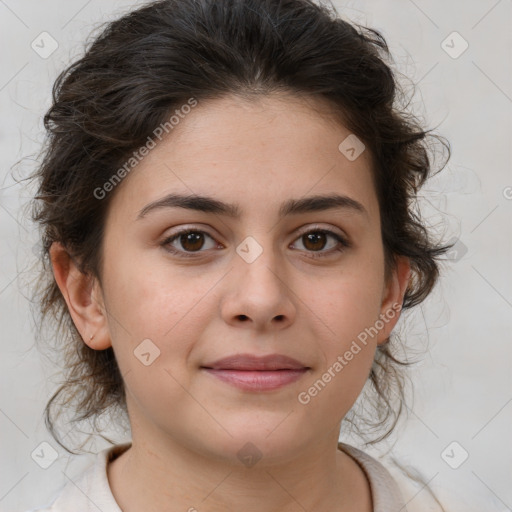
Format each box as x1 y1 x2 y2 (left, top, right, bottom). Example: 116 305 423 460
59 93 409 464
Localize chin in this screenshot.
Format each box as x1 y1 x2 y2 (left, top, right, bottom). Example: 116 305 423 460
203 420 310 467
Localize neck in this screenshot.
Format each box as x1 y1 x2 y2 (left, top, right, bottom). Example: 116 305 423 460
107 427 372 512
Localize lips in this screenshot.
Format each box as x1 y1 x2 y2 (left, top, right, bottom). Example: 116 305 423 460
201 353 309 371
201 354 310 391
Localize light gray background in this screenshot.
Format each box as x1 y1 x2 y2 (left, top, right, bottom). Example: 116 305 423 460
1 1 511 511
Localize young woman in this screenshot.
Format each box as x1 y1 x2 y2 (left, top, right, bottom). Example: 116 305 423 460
28 0 450 510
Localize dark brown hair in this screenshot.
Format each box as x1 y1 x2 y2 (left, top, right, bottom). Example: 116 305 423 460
29 0 450 492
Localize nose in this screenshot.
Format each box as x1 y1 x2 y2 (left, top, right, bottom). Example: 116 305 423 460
220 242 297 331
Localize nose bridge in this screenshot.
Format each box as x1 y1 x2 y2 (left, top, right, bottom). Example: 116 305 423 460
222 231 296 326
234 232 284 290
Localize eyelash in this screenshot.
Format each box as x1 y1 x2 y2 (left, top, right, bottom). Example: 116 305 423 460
160 227 351 259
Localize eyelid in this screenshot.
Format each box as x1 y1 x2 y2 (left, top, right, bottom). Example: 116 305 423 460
290 225 351 257
295 223 347 239
160 227 220 258
160 224 350 258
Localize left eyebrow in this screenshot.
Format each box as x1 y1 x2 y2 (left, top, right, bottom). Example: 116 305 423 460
136 193 368 220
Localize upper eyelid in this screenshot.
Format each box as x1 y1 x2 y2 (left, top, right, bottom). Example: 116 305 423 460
165 223 346 239
294 224 346 237
163 224 348 249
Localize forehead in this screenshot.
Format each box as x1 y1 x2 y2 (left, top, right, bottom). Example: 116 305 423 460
107 93 379 223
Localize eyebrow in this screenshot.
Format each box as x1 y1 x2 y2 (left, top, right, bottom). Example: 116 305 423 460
136 192 367 220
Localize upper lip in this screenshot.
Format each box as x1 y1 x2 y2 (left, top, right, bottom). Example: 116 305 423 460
201 353 309 371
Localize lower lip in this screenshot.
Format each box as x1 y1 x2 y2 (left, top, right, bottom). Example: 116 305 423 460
202 369 308 391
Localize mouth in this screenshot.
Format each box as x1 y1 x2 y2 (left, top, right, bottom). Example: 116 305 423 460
200 353 310 391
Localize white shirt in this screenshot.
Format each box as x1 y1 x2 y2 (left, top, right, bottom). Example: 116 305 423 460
27 442 408 511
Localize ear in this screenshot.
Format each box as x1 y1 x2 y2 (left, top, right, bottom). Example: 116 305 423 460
376 256 411 345
49 241 111 350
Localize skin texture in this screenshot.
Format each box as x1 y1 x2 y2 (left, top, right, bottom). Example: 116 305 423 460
50 93 410 512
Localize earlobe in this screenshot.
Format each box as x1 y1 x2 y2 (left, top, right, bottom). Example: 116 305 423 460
376 256 411 345
49 241 111 350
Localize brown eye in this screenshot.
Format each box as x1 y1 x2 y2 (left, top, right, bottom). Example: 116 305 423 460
161 229 218 257
291 229 350 258
302 231 328 251
179 231 206 251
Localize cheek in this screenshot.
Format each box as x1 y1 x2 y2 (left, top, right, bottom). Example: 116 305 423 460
295 259 384 398
101 252 205 371
308 265 384 347
102 259 211 423
295 283 381 425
